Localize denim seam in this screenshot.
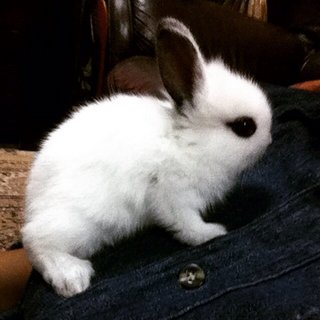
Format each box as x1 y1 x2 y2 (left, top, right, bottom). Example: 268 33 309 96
263 182 320 218
212 181 320 247
162 252 320 320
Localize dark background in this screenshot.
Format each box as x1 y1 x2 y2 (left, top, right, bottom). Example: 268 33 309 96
1 0 319 150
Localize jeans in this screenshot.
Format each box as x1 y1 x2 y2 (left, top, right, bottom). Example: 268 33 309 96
20 85 320 320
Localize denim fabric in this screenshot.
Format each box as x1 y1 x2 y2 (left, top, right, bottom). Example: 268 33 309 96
20 86 320 320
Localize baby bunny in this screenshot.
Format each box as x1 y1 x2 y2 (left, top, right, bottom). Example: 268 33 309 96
22 17 272 297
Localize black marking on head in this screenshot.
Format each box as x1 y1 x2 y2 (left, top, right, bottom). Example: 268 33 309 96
227 117 257 138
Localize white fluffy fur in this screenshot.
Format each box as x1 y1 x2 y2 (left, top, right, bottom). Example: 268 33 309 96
22 18 272 297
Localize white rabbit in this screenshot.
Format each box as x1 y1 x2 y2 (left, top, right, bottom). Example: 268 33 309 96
22 17 272 298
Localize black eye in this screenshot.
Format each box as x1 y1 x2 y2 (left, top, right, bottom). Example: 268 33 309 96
227 117 257 138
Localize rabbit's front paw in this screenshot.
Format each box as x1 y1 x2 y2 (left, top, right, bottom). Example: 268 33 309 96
175 222 227 246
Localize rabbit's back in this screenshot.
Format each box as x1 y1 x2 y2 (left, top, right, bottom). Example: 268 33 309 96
40 95 173 161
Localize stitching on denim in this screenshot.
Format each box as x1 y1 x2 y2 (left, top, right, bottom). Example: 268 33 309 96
220 181 320 239
192 181 320 261
264 181 320 218
163 252 320 320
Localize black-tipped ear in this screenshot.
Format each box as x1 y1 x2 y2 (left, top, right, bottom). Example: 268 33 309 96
156 18 204 112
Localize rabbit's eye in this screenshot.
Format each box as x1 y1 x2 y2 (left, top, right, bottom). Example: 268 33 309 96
227 117 256 138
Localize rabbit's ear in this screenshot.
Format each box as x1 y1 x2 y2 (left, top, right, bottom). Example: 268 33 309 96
156 18 205 113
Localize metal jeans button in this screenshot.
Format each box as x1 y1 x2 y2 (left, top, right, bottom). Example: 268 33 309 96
178 264 205 289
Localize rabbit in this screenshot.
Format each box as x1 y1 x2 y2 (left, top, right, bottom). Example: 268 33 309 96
22 17 272 298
